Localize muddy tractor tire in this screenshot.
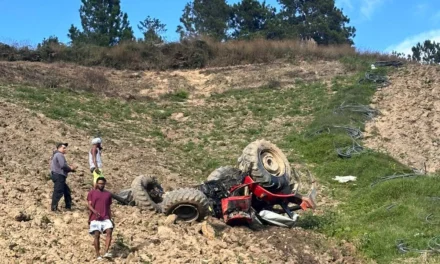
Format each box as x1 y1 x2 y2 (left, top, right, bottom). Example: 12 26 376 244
238 139 291 191
207 166 242 181
162 188 210 222
131 175 163 213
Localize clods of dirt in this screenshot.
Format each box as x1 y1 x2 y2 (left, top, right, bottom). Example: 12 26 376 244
365 64 440 172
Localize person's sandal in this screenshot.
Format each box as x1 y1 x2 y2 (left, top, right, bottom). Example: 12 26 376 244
97 256 103 261
103 252 113 258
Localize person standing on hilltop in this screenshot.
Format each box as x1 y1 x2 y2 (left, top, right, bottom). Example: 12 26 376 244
50 142 77 212
87 177 113 260
89 137 104 189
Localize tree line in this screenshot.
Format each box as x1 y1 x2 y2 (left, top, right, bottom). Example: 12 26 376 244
46 0 440 64
392 40 440 64
2 0 438 65
64 0 356 46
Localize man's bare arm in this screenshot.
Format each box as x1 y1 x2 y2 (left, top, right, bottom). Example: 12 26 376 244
91 146 98 168
88 200 100 217
91 146 100 173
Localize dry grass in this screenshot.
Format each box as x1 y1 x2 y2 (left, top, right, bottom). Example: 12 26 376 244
207 38 357 66
0 38 400 71
0 61 112 94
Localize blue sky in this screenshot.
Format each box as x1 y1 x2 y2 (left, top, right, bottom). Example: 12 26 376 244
0 0 439 56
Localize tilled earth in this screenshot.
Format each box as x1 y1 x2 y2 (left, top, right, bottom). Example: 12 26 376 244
365 64 440 173
0 99 364 263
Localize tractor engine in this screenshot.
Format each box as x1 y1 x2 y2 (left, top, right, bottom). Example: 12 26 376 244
197 177 254 225
197 178 236 218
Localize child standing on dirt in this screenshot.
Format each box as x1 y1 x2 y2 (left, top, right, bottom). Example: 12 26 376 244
89 137 104 188
87 177 113 260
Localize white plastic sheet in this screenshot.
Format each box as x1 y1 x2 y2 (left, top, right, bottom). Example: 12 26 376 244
258 210 299 228
333 176 357 183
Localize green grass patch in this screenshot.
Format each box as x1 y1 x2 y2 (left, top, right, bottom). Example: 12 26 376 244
330 177 440 263
161 89 189 102
283 62 440 263
0 85 179 139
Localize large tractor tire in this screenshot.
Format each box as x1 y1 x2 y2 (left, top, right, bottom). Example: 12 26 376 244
207 166 242 181
237 139 291 191
131 175 163 213
162 188 210 222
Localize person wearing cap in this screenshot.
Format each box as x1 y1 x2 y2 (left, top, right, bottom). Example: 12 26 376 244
89 137 104 188
50 142 77 211
87 177 113 260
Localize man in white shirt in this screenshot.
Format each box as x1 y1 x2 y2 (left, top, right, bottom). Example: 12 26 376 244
89 137 104 188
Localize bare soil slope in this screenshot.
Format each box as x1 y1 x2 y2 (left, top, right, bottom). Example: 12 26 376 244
0 60 346 100
365 64 440 173
0 99 362 263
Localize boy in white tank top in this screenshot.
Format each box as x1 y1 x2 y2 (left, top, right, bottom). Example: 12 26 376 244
89 137 104 188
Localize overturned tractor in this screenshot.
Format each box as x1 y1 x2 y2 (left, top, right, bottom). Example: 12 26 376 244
113 139 317 227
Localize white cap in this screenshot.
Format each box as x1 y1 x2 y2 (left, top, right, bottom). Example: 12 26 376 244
91 137 102 145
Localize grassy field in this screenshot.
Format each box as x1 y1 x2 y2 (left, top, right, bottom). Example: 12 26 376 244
1 56 439 263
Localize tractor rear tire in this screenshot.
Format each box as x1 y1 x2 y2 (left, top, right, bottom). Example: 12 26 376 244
207 166 241 181
162 188 210 222
131 175 163 213
237 139 291 190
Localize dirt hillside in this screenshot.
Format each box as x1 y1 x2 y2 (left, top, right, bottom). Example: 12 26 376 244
365 64 440 173
0 81 362 263
0 60 346 100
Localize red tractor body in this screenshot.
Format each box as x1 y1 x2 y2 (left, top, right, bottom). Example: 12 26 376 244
220 175 316 226
221 196 253 225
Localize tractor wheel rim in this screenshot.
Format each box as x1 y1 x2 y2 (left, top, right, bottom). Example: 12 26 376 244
172 204 199 222
260 150 284 176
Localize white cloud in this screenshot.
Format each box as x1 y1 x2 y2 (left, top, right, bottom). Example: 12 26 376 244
385 29 440 55
360 0 385 19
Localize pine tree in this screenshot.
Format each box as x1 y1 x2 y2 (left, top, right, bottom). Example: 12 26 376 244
411 40 440 64
138 16 167 44
68 0 134 46
177 0 230 41
277 0 356 45
229 0 277 40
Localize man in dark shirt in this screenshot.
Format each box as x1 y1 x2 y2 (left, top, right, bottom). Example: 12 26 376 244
87 177 113 260
50 142 77 211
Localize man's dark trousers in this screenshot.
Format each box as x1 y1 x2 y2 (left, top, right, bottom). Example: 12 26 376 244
51 172 72 210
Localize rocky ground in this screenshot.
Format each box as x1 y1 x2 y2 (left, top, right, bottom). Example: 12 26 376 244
0 98 364 263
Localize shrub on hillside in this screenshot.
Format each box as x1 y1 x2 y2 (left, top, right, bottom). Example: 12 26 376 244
0 43 40 62
0 38 399 70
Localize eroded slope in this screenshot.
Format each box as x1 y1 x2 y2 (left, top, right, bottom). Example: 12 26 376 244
365 64 440 172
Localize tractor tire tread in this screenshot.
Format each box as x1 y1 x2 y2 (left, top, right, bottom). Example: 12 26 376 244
162 188 210 222
131 175 162 213
207 166 241 181
237 139 291 188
